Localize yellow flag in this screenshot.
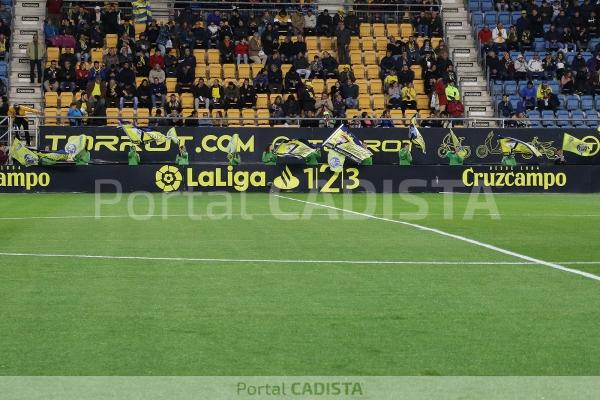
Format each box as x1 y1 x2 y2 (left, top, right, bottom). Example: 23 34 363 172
327 149 345 172
409 115 426 154
499 137 542 157
562 133 597 156
9 139 38 166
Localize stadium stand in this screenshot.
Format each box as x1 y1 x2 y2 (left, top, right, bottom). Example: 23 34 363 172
30 1 454 128
470 0 600 127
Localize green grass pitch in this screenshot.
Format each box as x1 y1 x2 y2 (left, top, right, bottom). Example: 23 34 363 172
0 193 599 376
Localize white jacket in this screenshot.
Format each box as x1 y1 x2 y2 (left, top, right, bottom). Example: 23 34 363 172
527 59 544 72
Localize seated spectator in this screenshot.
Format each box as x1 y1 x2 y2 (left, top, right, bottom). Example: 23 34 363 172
274 8 292 35
193 78 211 110
235 38 249 64
268 64 283 93
304 10 317 35
261 24 279 55
67 102 83 126
210 79 224 108
149 50 165 69
545 25 561 52
536 81 558 110
398 64 415 85
506 26 519 51
43 60 60 92
284 94 301 122
137 79 152 110
380 51 396 76
401 82 417 112
198 112 213 127
542 53 556 80
309 55 324 79
383 70 399 91
223 81 240 109
75 62 88 91
249 32 267 64
164 52 178 77
165 94 182 115
239 78 256 107
377 110 394 128
86 76 106 103
150 77 167 108
150 109 169 127
149 64 166 84
519 80 536 110
134 51 150 77
388 81 402 109
338 65 355 85
514 54 528 81
429 11 443 37
176 65 194 93
414 11 430 37
332 92 346 118
321 51 338 78
212 110 227 127
555 52 568 80
527 53 545 80
119 85 138 110
87 61 102 82
167 109 183 127
314 92 333 115
184 110 200 127
44 19 59 43
300 82 316 111
59 60 76 92
270 95 285 123
560 71 575 95
254 68 269 93
284 68 301 93
293 53 311 80
76 34 90 63
117 62 136 88
103 48 120 69
498 94 514 118
279 36 296 63
317 9 333 37
361 112 374 128
341 80 358 109
520 29 533 51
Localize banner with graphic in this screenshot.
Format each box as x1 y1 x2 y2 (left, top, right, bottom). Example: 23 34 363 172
38 127 600 166
0 164 598 193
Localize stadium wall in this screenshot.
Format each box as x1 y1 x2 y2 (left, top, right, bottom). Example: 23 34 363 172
0 164 598 193
39 127 600 165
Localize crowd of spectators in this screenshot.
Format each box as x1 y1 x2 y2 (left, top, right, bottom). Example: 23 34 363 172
40 1 445 127
478 0 600 122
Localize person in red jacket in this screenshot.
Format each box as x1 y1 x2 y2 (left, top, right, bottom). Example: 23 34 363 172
478 25 492 44
235 38 249 64
433 77 448 113
149 50 165 69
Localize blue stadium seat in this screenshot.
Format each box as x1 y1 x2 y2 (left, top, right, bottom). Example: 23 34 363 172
472 12 483 27
571 110 585 126
468 0 481 11
541 110 556 126
481 1 494 12
527 110 541 126
582 52 593 62
556 110 570 127
586 111 599 128
504 82 517 95
498 12 511 25
533 39 545 52
509 95 521 109
484 12 497 25
549 82 560 94
511 11 522 24
581 95 594 111
0 62 6 78
492 82 503 95
594 96 600 110
566 95 580 111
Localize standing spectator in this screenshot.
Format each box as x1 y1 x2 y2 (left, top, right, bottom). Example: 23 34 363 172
335 22 351 65
341 79 358 108
67 102 83 126
27 33 45 84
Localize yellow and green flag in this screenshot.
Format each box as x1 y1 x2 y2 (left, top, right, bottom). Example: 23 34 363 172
562 133 597 156
327 149 346 172
9 139 39 166
409 115 426 153
65 134 88 160
499 136 542 157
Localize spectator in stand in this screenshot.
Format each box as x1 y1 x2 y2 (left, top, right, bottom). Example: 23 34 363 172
59 60 76 92
542 53 557 80
519 80 536 110
361 111 374 128
339 65 355 84
398 64 415 85
223 81 240 109
317 9 333 37
198 112 212 127
335 22 351 65
309 55 324 79
492 23 507 51
304 9 317 36
270 95 285 124
506 26 519 51
193 78 211 110
75 62 88 91
117 62 136 88
175 65 194 93
293 52 311 79
249 32 267 64
545 25 562 52
388 81 402 109
254 68 269 93
210 79 224 108
67 102 83 126
332 92 346 118
413 11 430 37
527 53 545 80
137 79 151 110
478 25 492 45
498 94 514 118
341 79 359 109
279 35 296 63
284 67 301 93
28 33 45 84
149 50 165 70
43 60 60 92
149 63 166 84
0 144 7 165
266 64 282 94
384 69 399 91
314 92 333 116
220 36 235 63
44 19 59 43
150 77 167 108
165 94 182 116
261 24 279 56
102 3 120 35
321 51 338 78
119 85 138 110
76 34 90 63
560 71 575 95
184 110 200 127
291 10 304 36
515 10 530 38
239 78 256 108
536 81 556 110
235 38 249 64
513 54 527 81
283 94 300 123
401 82 417 113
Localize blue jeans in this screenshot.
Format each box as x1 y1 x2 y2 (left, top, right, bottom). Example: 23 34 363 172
120 96 139 110
345 98 358 108
417 24 429 37
60 81 76 92
151 94 165 108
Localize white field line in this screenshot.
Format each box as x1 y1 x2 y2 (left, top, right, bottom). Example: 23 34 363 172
1 213 600 221
0 251 598 266
275 195 600 282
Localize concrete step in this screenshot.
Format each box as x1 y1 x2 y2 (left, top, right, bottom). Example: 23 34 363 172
451 47 477 59
15 2 47 16
458 75 487 86
449 38 477 48
10 86 41 98
14 15 43 28
10 71 37 84
442 7 469 19
11 55 31 70
11 42 28 56
466 105 495 116
14 28 41 39
445 21 469 31
463 91 492 101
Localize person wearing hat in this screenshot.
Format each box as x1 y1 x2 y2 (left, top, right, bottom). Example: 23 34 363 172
527 53 545 80
514 54 528 81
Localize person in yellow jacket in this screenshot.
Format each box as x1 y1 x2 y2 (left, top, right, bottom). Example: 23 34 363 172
445 80 460 101
401 82 417 113
536 81 552 109
8 104 41 146
27 33 45 84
